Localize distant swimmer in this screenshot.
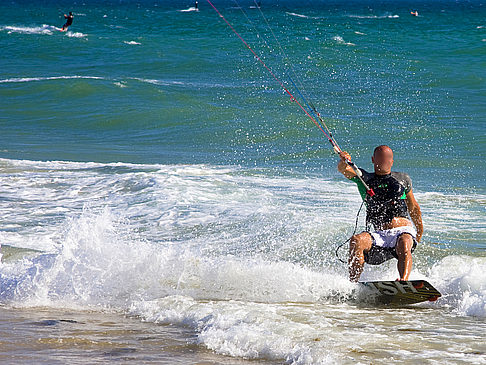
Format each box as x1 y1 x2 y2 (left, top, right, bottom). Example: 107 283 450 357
61 11 74 32
338 146 423 282
410 10 418 16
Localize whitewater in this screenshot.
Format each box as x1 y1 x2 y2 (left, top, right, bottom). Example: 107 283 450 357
1 158 485 364
1 0 485 363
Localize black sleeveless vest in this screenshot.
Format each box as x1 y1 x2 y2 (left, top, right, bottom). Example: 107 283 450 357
364 173 409 228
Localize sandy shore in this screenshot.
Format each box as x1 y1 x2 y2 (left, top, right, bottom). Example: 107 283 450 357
0 306 277 364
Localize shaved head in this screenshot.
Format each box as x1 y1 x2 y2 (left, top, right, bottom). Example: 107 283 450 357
372 145 394 175
373 145 393 157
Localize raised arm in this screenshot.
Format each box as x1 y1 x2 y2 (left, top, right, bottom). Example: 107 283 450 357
405 189 423 242
337 151 357 179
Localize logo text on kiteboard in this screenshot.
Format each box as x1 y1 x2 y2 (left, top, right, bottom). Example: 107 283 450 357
368 281 420 296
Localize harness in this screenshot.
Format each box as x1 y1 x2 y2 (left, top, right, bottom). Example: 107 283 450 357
364 174 409 229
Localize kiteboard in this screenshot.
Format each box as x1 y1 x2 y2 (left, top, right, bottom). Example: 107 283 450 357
359 280 441 305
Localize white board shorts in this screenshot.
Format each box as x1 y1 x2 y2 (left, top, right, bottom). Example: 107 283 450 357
364 226 417 265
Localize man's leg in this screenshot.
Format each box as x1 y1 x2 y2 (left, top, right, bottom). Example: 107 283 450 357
395 233 414 281
348 232 372 282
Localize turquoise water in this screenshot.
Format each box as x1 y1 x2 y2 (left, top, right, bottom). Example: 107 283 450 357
1 1 486 364
1 1 484 188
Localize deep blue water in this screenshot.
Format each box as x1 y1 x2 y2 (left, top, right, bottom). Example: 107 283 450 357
1 0 484 193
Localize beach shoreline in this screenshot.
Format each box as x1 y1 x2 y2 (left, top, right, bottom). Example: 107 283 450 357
0 306 277 364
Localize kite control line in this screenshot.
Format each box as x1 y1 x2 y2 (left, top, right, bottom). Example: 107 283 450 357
205 0 375 197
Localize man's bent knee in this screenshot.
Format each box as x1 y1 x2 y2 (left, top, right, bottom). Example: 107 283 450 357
395 233 413 256
350 232 372 252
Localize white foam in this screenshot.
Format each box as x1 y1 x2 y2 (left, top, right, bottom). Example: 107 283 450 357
332 35 355 46
415 191 486 246
347 14 399 19
0 158 357 303
0 201 352 363
130 296 338 364
286 12 309 19
179 7 199 13
130 77 228 89
124 40 141 45
65 31 87 38
1 158 485 363
0 24 85 37
429 255 486 317
1 24 57 35
132 77 184 86
0 76 104 84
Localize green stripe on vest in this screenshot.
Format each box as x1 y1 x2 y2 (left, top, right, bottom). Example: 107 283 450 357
351 176 368 201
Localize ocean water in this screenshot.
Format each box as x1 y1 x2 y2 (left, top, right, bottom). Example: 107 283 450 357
1 0 485 364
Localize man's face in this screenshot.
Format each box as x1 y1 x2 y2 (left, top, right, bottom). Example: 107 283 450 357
372 147 394 174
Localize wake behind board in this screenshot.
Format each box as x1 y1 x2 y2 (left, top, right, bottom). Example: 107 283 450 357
359 280 441 305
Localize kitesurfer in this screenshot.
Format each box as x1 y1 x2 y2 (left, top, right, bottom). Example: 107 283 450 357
338 145 423 282
61 11 74 32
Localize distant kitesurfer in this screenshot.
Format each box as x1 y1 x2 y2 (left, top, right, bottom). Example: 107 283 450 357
195 1 198 10
338 146 423 282
410 11 418 16
61 11 74 32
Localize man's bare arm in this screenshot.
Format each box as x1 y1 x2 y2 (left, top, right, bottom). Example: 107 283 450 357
337 151 357 179
406 189 423 242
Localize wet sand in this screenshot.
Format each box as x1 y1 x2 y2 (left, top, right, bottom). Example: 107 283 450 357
0 306 277 364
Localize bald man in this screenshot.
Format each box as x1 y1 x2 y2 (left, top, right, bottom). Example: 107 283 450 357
338 146 423 282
